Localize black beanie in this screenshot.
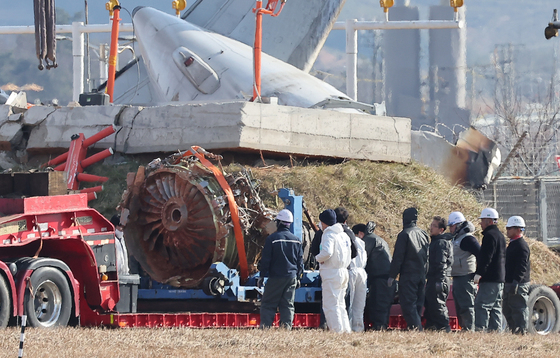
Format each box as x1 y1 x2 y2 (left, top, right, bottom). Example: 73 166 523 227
319 209 337 227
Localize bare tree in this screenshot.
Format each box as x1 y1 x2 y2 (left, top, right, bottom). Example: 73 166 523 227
476 44 560 177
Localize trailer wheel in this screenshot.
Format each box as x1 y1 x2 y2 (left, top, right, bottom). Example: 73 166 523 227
528 284 560 335
24 267 72 328
0 276 10 328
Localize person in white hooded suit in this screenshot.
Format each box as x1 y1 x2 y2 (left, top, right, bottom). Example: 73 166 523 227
315 209 352 333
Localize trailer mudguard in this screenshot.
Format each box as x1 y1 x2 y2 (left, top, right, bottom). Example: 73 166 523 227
12 257 80 318
0 261 17 319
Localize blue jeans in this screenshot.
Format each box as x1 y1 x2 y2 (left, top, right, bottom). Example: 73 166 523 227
474 282 504 332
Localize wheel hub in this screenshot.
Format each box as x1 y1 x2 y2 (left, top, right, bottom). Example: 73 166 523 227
33 280 62 327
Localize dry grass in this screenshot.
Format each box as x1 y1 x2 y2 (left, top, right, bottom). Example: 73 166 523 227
1 327 560 357
250 160 483 243
528 239 560 285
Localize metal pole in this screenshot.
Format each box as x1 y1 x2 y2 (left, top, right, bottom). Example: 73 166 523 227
333 19 463 102
72 22 85 103
345 19 357 101
539 179 548 244
85 0 90 91
18 315 27 358
99 43 108 85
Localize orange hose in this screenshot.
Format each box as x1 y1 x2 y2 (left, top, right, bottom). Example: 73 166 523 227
251 0 285 102
252 1 263 101
176 147 250 282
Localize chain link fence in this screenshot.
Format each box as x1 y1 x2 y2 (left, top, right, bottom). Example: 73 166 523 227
477 177 560 246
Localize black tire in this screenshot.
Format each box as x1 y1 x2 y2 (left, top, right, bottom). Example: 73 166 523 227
24 267 72 328
527 284 560 334
0 275 11 328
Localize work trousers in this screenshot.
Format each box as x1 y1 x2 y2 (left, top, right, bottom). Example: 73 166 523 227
503 282 530 334
348 267 367 332
424 276 451 332
321 268 351 333
260 276 297 329
398 275 426 331
474 282 504 332
366 277 395 330
452 274 477 331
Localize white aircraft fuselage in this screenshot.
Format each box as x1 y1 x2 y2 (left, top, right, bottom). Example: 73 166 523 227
132 6 351 108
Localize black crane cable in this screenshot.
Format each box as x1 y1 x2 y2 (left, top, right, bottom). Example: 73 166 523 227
33 0 57 70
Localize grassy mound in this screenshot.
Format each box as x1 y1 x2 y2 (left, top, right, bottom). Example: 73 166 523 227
87 156 560 285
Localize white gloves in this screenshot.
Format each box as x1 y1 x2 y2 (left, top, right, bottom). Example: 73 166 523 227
474 274 481 284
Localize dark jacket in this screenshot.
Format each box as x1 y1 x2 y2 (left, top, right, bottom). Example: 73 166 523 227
427 233 453 279
475 224 506 283
260 225 304 278
363 232 392 279
505 236 531 284
389 208 430 279
341 224 358 259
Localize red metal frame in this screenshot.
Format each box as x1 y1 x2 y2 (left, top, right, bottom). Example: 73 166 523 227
44 125 116 198
0 194 114 319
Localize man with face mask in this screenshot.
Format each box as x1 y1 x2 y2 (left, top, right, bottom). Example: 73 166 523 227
110 214 130 276
388 207 430 331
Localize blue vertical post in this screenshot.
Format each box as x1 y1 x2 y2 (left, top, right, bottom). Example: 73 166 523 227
278 188 302 240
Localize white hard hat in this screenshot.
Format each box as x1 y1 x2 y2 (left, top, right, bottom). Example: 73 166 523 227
479 207 499 219
506 216 525 228
276 209 294 223
448 212 466 226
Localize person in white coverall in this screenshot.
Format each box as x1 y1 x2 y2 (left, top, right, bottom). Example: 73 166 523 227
333 207 365 331
347 229 367 332
315 209 352 333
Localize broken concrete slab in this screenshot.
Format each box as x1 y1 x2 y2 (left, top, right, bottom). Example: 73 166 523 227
7 113 21 122
22 106 56 126
17 101 411 163
26 105 126 151
0 105 12 119
0 122 23 151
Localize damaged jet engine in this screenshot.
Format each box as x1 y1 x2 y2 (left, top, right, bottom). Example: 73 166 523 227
119 147 276 288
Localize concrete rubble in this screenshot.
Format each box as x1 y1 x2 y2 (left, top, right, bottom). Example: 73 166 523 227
0 102 411 163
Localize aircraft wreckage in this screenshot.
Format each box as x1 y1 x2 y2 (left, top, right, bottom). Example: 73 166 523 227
119 147 295 288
